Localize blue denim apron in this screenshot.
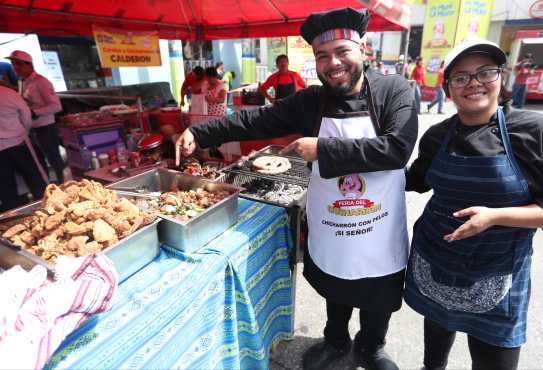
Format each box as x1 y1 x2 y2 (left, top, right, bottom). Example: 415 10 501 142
405 107 536 347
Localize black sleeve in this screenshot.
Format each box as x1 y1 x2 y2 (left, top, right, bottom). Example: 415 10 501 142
405 119 450 193
190 87 320 148
316 75 419 179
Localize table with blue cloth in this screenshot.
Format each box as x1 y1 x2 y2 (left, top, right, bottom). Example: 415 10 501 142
45 199 294 370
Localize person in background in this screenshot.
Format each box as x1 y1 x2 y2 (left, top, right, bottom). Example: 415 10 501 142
205 67 227 116
259 54 307 103
180 66 205 108
410 56 426 114
221 70 236 91
394 55 409 79
511 53 534 109
176 7 418 370
0 61 18 89
378 61 387 75
215 61 225 79
427 61 445 114
405 38 543 370
0 84 46 211
7 50 64 184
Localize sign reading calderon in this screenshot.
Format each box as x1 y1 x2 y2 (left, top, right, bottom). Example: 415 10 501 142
93 26 161 68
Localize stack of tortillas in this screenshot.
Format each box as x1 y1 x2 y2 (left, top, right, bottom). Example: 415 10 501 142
251 156 291 175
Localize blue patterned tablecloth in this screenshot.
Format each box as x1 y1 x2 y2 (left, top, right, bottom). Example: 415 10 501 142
45 199 293 370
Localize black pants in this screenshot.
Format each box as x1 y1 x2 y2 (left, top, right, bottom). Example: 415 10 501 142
424 318 521 370
324 299 391 351
32 124 64 183
0 144 46 212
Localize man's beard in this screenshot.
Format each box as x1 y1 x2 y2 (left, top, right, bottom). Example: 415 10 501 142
318 63 363 96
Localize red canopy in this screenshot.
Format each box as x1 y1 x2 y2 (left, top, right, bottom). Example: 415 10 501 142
0 0 410 40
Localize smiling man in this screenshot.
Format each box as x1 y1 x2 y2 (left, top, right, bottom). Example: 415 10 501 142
175 8 418 370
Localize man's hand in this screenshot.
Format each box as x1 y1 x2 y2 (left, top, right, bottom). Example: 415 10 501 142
175 129 197 165
279 137 318 161
443 206 497 242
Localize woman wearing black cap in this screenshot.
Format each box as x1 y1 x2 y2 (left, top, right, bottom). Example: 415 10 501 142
405 38 543 370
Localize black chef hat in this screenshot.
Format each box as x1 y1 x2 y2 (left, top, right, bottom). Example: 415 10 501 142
300 7 369 46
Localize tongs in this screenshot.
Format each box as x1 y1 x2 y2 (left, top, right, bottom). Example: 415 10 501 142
111 186 161 199
0 210 36 224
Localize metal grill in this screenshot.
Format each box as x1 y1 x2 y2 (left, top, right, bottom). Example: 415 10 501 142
221 154 310 189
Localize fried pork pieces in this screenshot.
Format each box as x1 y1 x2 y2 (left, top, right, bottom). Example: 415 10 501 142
2 180 156 261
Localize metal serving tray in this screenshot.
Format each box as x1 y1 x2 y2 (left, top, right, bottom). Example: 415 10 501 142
109 168 243 252
0 200 160 282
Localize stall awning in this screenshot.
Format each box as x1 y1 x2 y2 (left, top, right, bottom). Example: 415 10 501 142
0 0 411 40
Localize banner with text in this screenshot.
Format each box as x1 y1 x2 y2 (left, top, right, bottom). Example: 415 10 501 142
454 0 493 45
287 36 320 85
92 26 161 68
420 0 461 86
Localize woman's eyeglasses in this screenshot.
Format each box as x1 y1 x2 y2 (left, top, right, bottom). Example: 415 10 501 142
447 68 502 88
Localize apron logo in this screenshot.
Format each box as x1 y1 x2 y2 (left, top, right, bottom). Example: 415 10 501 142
328 174 381 216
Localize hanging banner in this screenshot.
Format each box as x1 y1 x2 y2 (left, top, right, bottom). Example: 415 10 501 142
287 36 320 85
454 0 493 45
92 26 161 68
420 0 462 86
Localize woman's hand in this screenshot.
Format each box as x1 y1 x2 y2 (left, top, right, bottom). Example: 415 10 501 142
443 206 497 242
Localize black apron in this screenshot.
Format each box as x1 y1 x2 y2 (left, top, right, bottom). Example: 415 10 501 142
275 73 297 100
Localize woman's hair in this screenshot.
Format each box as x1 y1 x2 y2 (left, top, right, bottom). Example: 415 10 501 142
205 66 219 79
215 61 224 69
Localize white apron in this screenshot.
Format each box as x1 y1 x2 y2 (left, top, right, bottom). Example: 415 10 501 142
307 110 409 279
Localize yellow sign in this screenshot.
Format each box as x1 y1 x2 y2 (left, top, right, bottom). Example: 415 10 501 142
92 26 161 68
420 0 462 86
287 36 320 85
454 0 493 45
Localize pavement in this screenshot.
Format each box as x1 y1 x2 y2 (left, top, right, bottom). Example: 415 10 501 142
270 101 543 370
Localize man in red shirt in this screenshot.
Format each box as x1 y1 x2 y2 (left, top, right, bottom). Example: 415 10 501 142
427 61 445 114
259 54 307 103
410 56 426 114
512 53 534 109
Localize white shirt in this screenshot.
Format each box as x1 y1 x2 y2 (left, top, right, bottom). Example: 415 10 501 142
21 72 62 128
0 85 32 150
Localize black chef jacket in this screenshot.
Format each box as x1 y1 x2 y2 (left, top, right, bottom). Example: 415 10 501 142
190 71 418 180
406 104 543 208
190 71 418 311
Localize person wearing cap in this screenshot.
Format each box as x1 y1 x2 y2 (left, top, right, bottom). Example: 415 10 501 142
511 52 535 109
0 61 18 88
7 50 64 183
0 84 46 211
405 37 543 370
258 54 307 103
175 7 417 370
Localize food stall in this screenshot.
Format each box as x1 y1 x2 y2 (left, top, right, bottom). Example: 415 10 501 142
0 1 409 368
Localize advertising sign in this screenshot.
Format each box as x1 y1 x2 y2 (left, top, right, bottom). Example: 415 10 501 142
93 26 161 68
41 51 67 92
287 36 319 85
420 0 461 86
454 0 493 45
